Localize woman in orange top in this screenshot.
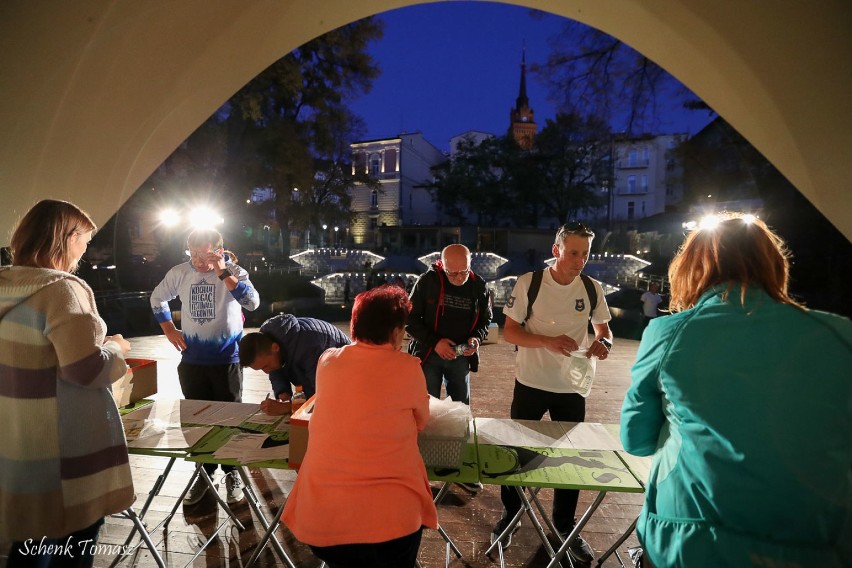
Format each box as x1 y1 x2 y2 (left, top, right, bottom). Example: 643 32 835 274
281 285 438 567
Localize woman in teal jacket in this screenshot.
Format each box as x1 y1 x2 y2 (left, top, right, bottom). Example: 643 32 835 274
620 214 851 567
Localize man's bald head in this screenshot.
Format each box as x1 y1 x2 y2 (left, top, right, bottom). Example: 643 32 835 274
441 244 471 286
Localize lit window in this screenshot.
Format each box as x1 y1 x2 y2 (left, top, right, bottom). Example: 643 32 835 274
370 190 378 208
628 175 637 193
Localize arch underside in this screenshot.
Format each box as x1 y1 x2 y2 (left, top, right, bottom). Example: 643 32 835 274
0 0 849 240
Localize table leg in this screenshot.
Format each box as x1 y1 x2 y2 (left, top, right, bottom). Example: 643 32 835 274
596 516 637 567
546 491 608 568
238 468 297 568
122 508 166 568
108 456 177 568
432 482 463 564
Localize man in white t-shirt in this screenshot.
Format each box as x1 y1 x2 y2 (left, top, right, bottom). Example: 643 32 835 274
641 282 663 327
491 222 613 566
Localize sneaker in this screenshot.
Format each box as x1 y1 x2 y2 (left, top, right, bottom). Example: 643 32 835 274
458 482 483 493
558 530 594 565
183 475 209 505
225 471 244 504
490 516 521 548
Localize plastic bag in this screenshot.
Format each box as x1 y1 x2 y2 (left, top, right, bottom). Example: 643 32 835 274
561 350 597 397
421 396 471 438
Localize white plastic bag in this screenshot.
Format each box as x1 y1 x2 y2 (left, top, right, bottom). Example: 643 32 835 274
421 396 471 439
561 351 597 397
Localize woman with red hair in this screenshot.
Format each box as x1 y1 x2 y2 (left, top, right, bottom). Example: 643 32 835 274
621 214 851 567
282 285 437 567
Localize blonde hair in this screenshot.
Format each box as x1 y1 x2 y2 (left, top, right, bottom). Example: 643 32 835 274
186 228 238 263
10 199 96 272
668 213 803 312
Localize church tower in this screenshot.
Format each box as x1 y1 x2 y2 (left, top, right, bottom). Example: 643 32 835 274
509 49 536 150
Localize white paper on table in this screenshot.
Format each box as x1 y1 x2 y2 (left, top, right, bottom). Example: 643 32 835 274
127 426 212 450
238 446 290 464
273 419 290 433
212 433 267 459
244 410 282 425
189 402 263 426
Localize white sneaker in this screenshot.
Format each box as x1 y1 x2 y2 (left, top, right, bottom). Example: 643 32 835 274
183 475 209 505
458 482 483 493
225 471 244 504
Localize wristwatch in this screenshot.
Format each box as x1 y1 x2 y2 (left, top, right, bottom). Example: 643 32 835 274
598 338 613 352
217 270 230 281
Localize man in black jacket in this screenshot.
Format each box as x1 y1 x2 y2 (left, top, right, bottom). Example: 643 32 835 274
239 314 350 414
406 244 492 406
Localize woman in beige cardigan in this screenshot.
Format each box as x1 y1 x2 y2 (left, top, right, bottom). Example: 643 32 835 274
0 200 133 568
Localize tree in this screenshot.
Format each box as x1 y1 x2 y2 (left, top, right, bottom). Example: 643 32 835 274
429 135 524 227
147 17 384 257
531 113 611 224
429 113 610 227
533 20 711 135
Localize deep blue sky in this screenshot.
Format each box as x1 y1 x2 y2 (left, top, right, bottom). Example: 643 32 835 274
349 2 714 152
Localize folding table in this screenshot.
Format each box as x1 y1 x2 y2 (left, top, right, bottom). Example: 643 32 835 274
422 420 481 568
116 399 293 568
473 418 645 568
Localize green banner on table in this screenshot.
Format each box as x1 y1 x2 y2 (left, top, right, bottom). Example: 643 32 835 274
477 444 644 492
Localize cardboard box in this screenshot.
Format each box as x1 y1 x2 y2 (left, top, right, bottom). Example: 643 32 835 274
288 394 316 470
112 358 158 407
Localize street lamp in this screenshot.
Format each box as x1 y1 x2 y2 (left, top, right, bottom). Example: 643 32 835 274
334 226 339 247
321 224 327 247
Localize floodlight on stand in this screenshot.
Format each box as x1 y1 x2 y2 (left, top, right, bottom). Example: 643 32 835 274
158 209 180 227
699 214 721 231
188 207 223 229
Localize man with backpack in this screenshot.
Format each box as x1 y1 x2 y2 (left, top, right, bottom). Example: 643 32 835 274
491 222 613 566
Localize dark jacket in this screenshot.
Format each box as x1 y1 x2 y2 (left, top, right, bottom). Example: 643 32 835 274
260 314 351 399
406 261 492 372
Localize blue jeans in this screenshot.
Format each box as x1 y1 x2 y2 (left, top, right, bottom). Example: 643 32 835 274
7 518 105 568
421 352 471 405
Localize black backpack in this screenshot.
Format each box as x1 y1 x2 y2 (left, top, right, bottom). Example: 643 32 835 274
523 269 599 324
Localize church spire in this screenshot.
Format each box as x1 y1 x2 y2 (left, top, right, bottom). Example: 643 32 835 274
516 48 529 110
509 46 536 150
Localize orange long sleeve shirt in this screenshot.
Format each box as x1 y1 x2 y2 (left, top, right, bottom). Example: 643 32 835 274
281 341 438 546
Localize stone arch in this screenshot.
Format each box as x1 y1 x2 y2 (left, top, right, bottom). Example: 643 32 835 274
1 1 849 240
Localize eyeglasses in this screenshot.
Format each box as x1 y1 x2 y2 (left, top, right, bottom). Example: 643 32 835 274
444 268 470 277
556 222 595 240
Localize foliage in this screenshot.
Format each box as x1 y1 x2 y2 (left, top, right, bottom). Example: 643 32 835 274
146 18 384 257
532 113 611 223
429 112 610 226
533 20 711 134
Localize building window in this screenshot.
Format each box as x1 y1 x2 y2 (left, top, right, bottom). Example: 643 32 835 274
628 149 638 167
627 201 635 220
384 149 397 172
628 175 637 193
369 217 378 230
370 190 378 208
642 148 649 164
642 201 646 215
641 175 648 192
369 154 381 176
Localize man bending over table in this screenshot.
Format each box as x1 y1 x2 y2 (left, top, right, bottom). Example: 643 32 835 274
239 314 350 414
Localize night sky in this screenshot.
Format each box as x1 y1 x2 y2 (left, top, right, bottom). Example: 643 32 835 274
349 2 714 152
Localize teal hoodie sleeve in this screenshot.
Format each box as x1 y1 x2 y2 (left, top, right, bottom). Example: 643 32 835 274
620 317 671 456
